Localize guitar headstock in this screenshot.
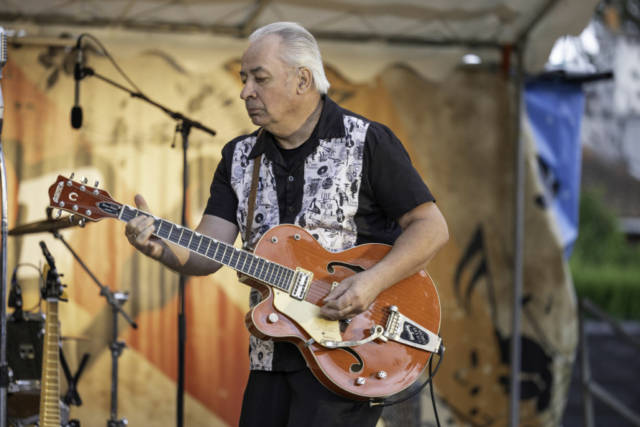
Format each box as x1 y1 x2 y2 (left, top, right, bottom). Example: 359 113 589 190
48 173 123 227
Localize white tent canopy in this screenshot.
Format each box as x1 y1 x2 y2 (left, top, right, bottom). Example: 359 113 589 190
0 0 600 81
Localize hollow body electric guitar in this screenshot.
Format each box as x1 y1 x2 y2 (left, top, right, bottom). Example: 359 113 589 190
48 175 442 401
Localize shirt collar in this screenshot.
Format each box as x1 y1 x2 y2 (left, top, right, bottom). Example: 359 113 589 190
247 94 345 161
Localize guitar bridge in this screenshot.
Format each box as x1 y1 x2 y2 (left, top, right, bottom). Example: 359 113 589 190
384 306 442 353
290 267 313 301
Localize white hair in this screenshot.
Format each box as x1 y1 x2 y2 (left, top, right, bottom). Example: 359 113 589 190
249 22 331 94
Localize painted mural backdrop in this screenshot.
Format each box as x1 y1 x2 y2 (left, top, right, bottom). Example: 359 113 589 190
3 40 576 427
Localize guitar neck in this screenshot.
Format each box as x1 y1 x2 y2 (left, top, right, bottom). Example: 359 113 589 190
118 205 294 292
39 300 60 427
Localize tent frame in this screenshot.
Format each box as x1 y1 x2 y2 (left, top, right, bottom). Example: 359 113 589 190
0 0 564 426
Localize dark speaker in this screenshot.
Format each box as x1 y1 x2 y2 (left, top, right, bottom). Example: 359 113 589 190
6 313 44 382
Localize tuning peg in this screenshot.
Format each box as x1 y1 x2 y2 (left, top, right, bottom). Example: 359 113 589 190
81 177 88 184
94 180 99 188
78 218 86 228
69 214 75 223
70 172 75 179
54 210 62 219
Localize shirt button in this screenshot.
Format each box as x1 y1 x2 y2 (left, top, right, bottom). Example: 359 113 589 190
288 176 294 182
288 207 294 212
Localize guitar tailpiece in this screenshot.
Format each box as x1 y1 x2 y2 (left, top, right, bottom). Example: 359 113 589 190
383 308 441 353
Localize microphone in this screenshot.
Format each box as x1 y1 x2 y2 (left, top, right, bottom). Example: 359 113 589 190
71 36 83 129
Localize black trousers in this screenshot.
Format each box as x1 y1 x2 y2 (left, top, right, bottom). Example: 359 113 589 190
239 369 383 427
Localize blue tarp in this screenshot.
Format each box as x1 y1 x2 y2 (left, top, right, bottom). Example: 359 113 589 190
525 82 585 257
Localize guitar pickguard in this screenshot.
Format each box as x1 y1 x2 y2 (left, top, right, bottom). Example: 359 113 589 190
271 288 342 344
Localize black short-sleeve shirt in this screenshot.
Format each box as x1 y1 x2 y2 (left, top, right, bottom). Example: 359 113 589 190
205 95 435 371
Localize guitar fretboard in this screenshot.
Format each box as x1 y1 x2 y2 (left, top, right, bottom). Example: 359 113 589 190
119 205 295 291
39 300 60 427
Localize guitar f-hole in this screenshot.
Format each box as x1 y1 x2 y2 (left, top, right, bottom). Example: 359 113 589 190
338 347 364 373
326 261 366 275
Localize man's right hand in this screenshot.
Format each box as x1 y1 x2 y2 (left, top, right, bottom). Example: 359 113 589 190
125 194 163 260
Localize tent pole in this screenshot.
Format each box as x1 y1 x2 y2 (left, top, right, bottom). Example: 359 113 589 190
508 40 526 427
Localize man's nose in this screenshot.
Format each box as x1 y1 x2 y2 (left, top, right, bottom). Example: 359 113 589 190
240 82 255 100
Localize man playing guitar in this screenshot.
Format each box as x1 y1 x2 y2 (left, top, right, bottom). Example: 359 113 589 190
124 22 449 427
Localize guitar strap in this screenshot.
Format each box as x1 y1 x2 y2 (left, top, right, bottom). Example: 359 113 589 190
243 129 264 252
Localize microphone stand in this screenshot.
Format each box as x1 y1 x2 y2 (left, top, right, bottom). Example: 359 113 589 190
53 231 138 427
77 64 216 427
0 28 8 427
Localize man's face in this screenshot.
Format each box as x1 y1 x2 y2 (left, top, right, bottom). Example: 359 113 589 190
239 35 297 129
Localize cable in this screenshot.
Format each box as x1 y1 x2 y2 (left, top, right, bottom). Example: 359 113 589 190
10 263 45 313
429 353 441 427
370 342 444 409
77 33 145 96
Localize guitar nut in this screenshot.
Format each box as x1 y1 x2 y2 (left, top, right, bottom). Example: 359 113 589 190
271 237 278 243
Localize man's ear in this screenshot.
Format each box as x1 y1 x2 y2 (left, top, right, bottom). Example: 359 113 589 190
297 67 313 94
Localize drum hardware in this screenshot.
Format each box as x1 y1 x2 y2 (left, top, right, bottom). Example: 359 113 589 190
60 351 89 407
52 231 137 427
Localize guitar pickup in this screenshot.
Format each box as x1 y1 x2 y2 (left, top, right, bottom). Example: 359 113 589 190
383 306 442 353
290 268 313 301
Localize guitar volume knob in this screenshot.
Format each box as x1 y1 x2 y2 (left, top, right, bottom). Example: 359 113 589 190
268 313 279 323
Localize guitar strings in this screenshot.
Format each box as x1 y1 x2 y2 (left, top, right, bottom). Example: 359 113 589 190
67 183 431 322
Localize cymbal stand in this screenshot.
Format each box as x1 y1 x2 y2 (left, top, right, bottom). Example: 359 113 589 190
53 231 137 427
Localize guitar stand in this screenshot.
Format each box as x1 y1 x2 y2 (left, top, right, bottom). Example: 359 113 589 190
52 231 137 427
60 349 89 406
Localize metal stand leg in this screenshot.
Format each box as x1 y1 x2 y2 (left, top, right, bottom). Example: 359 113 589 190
108 292 129 427
579 301 595 427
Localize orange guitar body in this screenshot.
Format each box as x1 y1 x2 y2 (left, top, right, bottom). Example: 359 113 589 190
242 225 441 401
